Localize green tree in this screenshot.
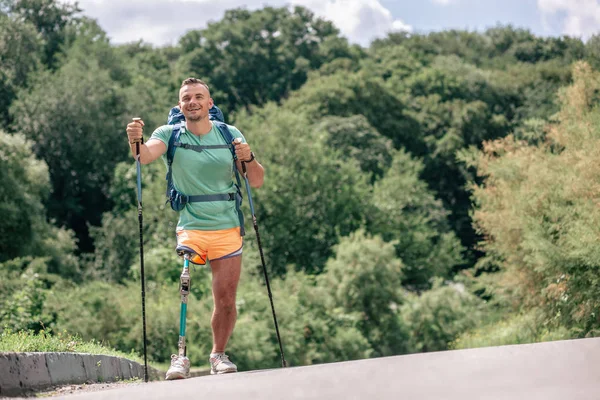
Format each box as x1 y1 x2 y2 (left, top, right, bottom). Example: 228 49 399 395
284 71 422 153
0 258 52 332
0 131 79 275
10 40 130 252
0 13 43 126
176 6 355 114
401 279 484 352
89 160 179 283
2 0 82 68
236 107 372 276
469 62 600 337
370 150 464 288
313 115 394 182
230 262 372 369
0 132 50 261
320 230 411 357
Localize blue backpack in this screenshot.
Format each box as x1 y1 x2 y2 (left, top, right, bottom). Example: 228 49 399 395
165 105 245 236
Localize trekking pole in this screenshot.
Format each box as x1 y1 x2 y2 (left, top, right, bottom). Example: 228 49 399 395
133 117 149 382
235 139 287 368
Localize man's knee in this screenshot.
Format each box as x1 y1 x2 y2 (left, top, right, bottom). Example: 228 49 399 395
214 295 237 314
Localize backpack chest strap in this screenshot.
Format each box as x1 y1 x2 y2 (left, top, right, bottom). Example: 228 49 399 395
182 193 236 203
174 142 232 152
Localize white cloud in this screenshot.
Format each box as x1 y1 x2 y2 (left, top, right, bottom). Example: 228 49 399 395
431 0 455 5
290 0 412 45
73 0 246 45
70 0 410 47
538 0 600 39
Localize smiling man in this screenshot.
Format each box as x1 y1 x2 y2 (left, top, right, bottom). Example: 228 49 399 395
125 78 264 379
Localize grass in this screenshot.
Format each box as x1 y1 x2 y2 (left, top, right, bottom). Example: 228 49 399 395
450 311 572 350
0 329 149 367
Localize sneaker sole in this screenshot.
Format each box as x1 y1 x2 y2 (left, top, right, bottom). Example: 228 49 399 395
165 372 190 380
210 369 237 375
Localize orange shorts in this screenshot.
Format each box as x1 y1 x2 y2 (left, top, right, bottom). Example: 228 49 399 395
176 227 243 265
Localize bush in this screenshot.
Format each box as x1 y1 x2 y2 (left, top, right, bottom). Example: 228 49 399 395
401 279 485 352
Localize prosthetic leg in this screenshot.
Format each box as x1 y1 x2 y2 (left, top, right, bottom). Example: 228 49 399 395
178 253 191 357
165 252 193 380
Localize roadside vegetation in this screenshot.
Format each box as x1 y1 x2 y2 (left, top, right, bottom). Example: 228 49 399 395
2 0 599 370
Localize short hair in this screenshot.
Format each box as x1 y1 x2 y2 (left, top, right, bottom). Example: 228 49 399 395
181 77 210 92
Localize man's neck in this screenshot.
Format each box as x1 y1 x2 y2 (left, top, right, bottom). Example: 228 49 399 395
186 118 212 136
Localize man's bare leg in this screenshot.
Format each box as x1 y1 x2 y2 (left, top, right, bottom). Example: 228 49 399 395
210 255 242 353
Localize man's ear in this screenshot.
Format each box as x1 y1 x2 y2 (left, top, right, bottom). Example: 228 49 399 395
209 97 214 108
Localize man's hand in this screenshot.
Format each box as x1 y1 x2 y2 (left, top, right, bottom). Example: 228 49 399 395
233 138 263 187
233 138 254 162
127 118 145 144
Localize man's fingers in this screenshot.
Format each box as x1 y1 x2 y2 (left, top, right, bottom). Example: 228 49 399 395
132 117 144 127
126 119 144 144
232 139 252 161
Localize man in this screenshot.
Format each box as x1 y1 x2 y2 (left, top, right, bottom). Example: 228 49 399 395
126 78 264 379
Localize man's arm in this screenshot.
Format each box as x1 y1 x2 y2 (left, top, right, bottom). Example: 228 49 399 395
236 157 264 188
128 139 167 165
126 119 167 164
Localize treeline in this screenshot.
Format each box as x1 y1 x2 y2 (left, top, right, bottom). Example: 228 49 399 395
1 0 599 369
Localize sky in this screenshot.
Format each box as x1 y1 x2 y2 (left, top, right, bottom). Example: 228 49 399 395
69 0 600 47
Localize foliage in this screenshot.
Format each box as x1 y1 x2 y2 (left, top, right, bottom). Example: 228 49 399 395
400 279 485 352
370 150 464 288
319 230 410 357
0 259 51 332
231 261 372 369
1 2 597 368
88 160 181 283
46 248 374 368
0 131 79 278
0 132 50 261
469 62 600 338
0 12 43 126
313 115 394 182
2 0 82 68
236 107 372 276
10 44 130 251
176 6 355 115
284 71 421 153
451 311 571 350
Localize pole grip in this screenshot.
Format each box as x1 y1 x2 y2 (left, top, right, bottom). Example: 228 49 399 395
132 117 144 144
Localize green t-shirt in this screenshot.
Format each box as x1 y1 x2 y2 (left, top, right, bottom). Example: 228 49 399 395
149 122 246 231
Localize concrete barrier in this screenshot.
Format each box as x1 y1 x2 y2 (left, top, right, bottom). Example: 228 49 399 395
0 352 162 397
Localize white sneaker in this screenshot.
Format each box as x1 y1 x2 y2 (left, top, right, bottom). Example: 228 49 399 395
166 354 190 380
209 353 237 375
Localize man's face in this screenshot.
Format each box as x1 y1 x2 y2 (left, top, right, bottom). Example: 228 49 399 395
178 83 214 122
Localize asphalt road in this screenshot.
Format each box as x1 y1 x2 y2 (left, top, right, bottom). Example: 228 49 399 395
56 338 600 400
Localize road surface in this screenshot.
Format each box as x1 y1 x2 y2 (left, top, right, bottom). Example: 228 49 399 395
47 338 600 400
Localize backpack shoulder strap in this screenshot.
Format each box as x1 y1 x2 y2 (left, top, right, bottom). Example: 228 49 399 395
165 123 183 198
212 121 246 236
167 123 183 166
212 121 235 154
